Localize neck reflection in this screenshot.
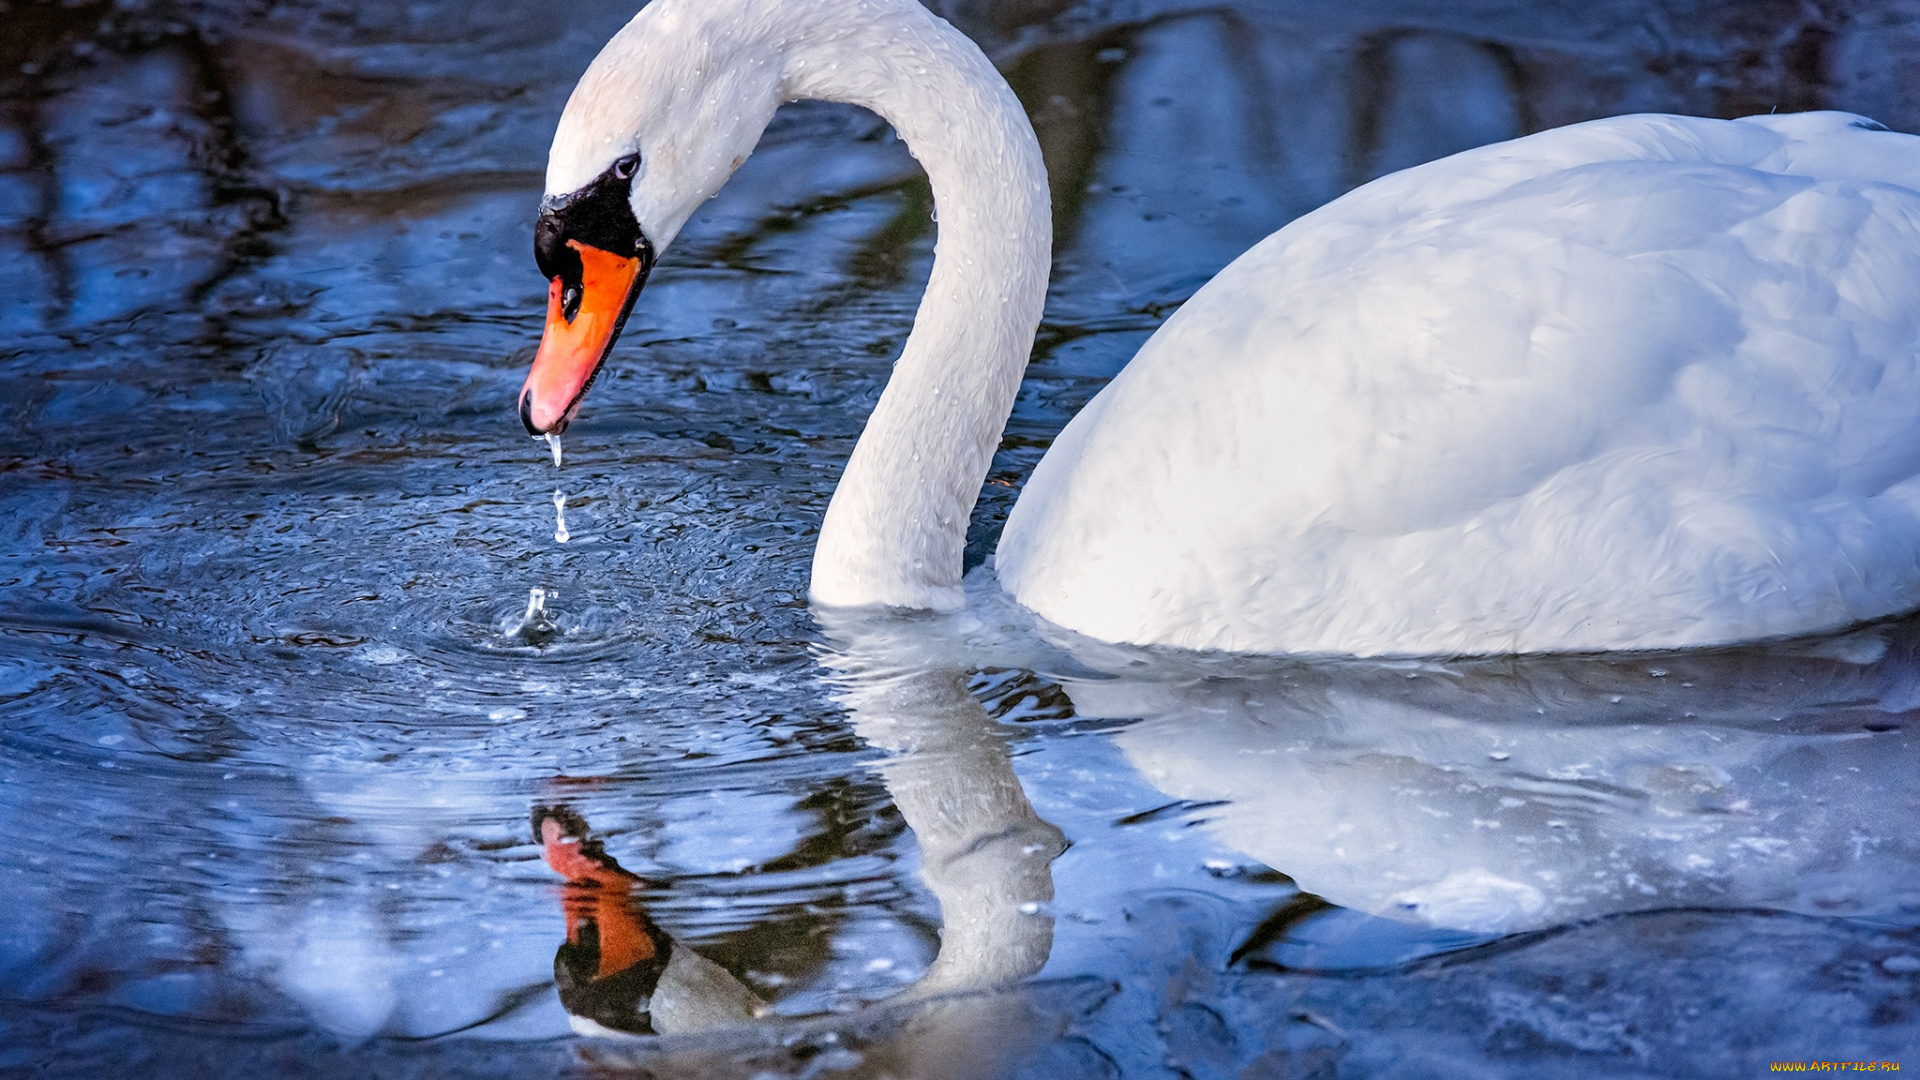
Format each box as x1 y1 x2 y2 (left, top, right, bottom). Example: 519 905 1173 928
534 651 1066 1039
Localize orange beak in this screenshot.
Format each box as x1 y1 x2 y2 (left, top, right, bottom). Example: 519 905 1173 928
518 240 645 435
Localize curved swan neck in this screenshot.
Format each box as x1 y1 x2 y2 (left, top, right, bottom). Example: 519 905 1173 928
780 0 1053 611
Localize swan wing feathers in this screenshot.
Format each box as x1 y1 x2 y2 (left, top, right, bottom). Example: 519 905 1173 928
997 112 1920 655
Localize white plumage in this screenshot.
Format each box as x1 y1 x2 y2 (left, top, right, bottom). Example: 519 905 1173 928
1000 111 1920 654
547 0 1920 656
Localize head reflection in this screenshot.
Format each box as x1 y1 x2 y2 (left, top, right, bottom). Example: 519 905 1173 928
536 806 674 1036
532 663 1065 1043
535 805 766 1037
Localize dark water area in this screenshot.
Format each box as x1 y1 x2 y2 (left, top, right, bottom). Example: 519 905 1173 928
5 0 1920 1075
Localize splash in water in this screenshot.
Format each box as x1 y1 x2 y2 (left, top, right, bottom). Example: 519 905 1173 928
553 488 570 543
508 586 560 644
545 431 563 469
518 586 548 629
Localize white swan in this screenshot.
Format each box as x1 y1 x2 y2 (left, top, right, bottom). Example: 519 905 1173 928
517 0 1920 657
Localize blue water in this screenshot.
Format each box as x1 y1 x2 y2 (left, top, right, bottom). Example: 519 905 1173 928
4 0 1920 1075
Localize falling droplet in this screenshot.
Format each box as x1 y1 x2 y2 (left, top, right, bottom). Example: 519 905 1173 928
545 431 564 469
553 489 570 543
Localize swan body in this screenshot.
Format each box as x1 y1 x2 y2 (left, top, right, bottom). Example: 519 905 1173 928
527 0 1920 657
1002 111 1920 655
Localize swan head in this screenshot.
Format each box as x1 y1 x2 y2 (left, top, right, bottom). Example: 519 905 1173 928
519 0 781 435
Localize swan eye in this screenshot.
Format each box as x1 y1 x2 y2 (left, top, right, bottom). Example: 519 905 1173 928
612 153 640 180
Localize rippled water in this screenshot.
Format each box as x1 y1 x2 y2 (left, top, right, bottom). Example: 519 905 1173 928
5 0 1920 1075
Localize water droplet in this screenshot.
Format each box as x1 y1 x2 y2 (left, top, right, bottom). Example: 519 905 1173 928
545 431 563 469
552 489 570 543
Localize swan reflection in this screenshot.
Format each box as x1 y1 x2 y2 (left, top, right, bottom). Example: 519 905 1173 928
1069 626 1920 935
535 661 1066 1039
425 610 1920 1046
174 613 1920 1055
816 592 1920 951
